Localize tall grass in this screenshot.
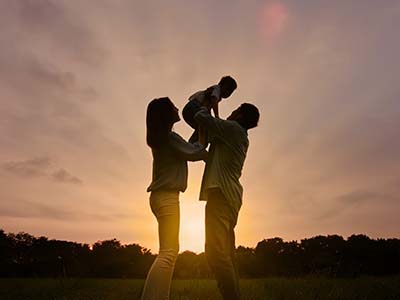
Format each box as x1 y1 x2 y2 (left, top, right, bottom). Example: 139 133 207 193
0 277 399 300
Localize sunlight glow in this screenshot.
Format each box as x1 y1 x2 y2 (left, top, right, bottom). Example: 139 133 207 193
179 192 206 253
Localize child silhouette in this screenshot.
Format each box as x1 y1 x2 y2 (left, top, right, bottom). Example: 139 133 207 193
182 76 237 143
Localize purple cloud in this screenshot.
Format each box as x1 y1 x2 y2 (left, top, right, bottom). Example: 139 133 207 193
52 168 83 185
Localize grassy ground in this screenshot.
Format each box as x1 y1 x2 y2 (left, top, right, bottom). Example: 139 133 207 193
0 277 399 300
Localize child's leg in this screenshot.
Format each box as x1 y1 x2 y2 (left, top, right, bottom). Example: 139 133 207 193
182 101 200 130
183 100 203 143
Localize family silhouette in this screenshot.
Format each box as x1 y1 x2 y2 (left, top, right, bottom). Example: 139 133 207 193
143 76 260 300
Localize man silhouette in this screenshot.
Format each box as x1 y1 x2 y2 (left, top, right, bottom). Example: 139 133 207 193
194 103 260 300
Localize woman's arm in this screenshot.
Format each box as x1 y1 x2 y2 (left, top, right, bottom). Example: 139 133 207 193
169 132 208 161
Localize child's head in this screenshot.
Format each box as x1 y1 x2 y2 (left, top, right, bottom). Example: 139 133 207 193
218 76 237 98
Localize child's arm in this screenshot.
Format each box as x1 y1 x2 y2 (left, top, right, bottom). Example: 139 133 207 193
211 97 220 118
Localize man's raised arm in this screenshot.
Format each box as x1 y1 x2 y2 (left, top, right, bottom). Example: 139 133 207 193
194 107 228 141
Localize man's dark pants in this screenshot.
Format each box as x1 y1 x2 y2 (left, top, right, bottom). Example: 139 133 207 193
205 188 240 300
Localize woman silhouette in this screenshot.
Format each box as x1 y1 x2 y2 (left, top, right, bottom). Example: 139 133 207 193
142 97 207 300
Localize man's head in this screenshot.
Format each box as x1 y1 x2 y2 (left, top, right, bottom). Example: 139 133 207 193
227 103 260 130
218 76 237 98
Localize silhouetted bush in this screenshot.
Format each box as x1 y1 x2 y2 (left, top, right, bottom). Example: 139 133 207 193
0 229 399 278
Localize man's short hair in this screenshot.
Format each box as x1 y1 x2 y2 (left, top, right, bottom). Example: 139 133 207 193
218 76 237 91
239 103 260 129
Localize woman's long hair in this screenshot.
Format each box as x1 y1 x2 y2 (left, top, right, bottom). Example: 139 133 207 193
146 97 175 148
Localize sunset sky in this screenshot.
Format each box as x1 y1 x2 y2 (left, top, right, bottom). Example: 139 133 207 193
1 0 400 253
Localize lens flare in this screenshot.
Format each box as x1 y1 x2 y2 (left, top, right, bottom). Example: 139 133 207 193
259 2 288 39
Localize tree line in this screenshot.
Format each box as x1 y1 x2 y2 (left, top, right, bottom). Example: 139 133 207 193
1 229 399 278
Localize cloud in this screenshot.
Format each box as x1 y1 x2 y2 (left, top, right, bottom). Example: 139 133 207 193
2 157 83 185
27 60 76 91
0 198 77 220
0 198 133 221
336 190 380 205
313 185 400 222
52 169 83 185
2 157 51 178
0 0 105 66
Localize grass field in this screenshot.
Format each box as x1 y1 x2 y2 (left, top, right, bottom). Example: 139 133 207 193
1 277 399 300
